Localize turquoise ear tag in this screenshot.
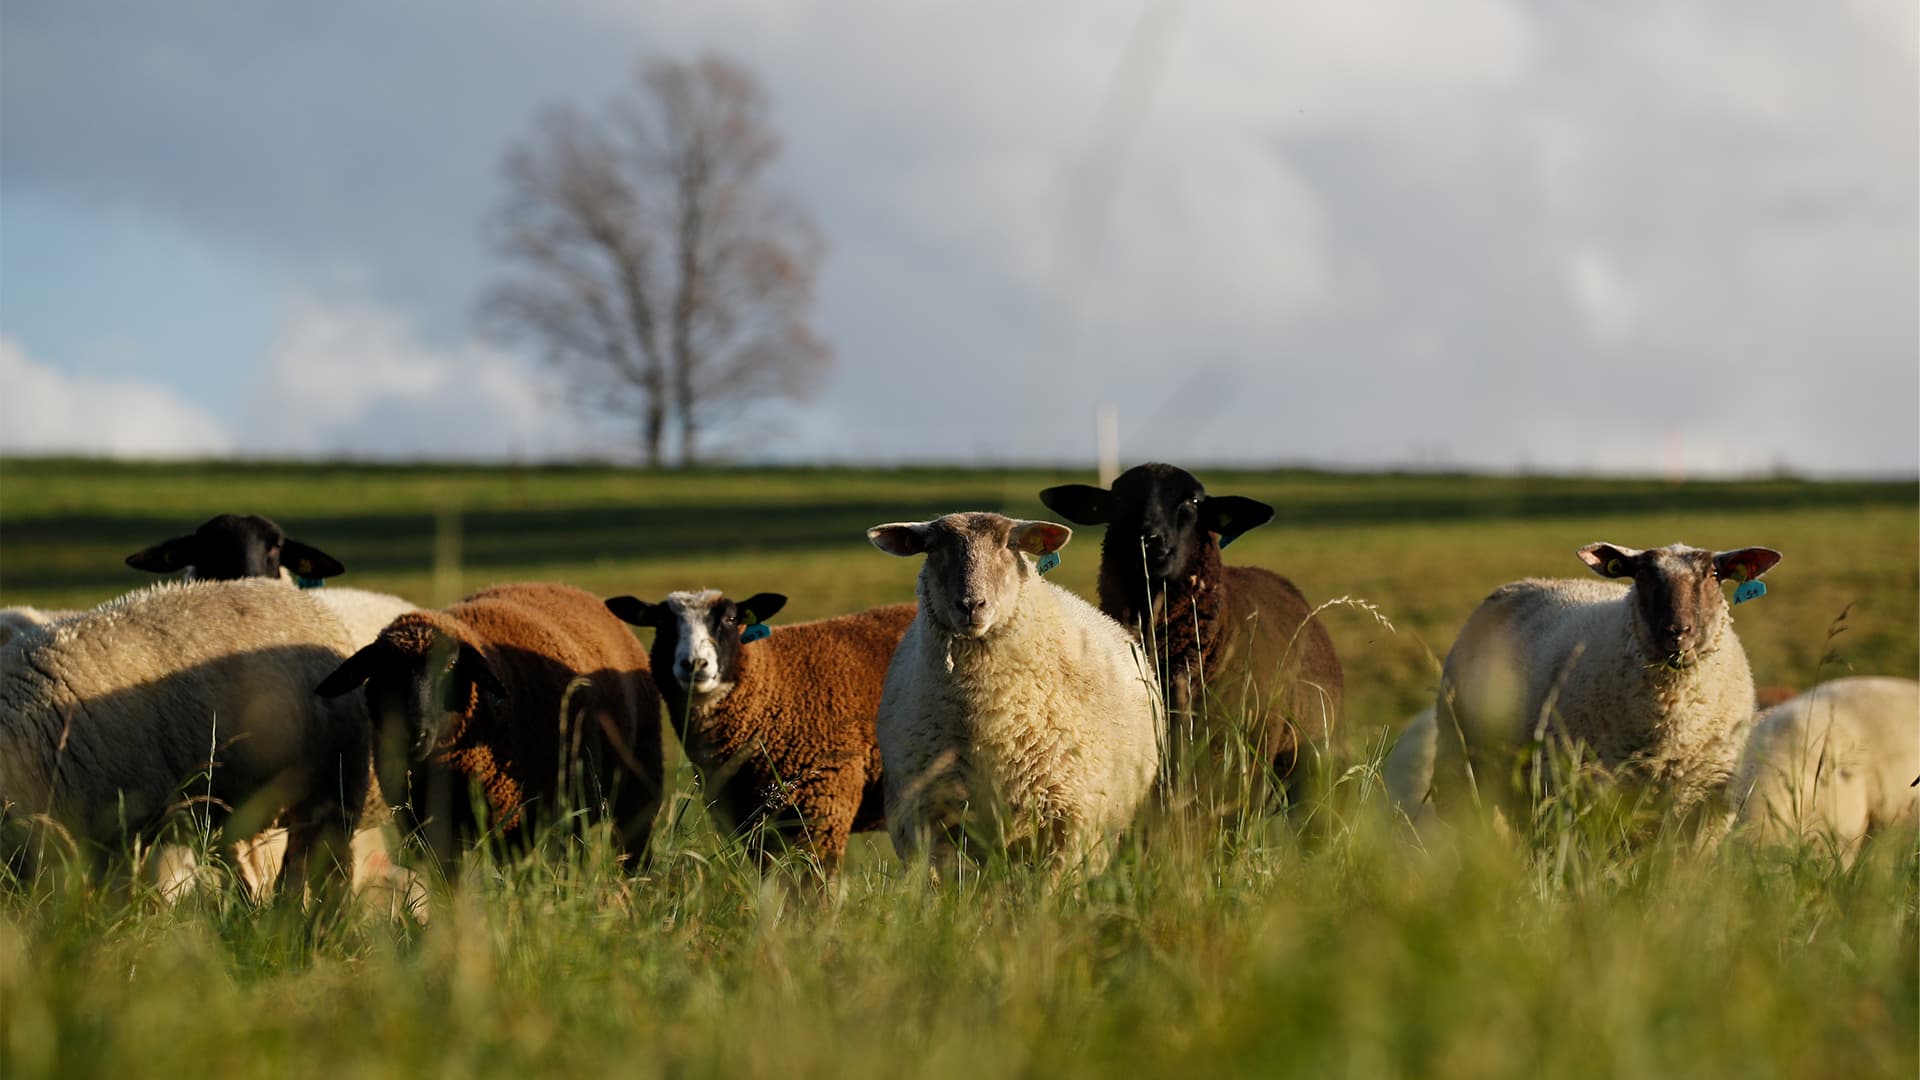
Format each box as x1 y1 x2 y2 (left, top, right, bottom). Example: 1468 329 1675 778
1216 515 1237 549
1732 580 1766 605
295 576 325 589
1036 551 1060 576
741 614 771 643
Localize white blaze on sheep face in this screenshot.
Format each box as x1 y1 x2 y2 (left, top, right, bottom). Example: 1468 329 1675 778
666 590 728 695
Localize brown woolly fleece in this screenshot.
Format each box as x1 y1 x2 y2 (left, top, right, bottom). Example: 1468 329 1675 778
1098 540 1344 791
675 603 915 872
371 584 661 864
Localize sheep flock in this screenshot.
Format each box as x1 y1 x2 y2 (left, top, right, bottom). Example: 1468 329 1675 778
1 472 1914 918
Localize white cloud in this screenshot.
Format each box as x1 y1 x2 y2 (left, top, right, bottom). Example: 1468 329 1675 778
238 295 614 461
0 335 234 458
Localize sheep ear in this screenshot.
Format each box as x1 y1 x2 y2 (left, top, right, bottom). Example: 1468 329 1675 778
1037 484 1113 525
1008 520 1072 556
1577 543 1642 578
606 596 667 627
280 539 346 580
316 643 384 698
457 643 508 702
125 534 198 574
1714 547 1782 584
738 593 787 624
1200 495 1274 548
868 522 931 557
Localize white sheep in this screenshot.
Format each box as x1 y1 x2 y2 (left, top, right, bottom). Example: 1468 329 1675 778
1732 676 1919 864
868 512 1160 878
0 578 371 892
1383 706 1438 829
0 606 76 649
1428 541 1781 831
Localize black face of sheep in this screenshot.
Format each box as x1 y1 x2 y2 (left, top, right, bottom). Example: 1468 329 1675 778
317 628 507 799
125 514 346 583
606 591 786 698
1579 542 1782 667
1039 464 1274 582
867 513 1071 637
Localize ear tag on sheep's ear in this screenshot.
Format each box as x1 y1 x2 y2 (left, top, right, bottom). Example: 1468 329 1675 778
1216 514 1238 549
1036 551 1060 576
740 614 771 644
293 558 324 589
1732 580 1767 605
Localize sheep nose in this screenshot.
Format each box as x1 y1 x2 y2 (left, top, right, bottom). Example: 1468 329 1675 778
960 596 988 613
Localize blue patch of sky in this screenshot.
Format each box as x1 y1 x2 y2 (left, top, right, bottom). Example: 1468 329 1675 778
0 186 286 419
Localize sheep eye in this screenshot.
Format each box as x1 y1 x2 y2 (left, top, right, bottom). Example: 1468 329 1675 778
722 612 737 626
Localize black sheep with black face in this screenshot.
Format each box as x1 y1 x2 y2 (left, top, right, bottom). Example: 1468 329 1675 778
1041 463 1344 803
125 514 346 584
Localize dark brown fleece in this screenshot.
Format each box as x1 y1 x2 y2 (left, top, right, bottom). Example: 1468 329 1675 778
385 583 662 863
673 603 916 872
1098 537 1344 788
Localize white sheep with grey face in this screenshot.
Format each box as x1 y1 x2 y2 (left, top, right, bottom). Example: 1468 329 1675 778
868 512 1161 879
1427 541 1781 832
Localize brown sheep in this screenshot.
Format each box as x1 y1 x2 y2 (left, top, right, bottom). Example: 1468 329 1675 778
605 591 915 874
1040 463 1344 803
316 583 662 869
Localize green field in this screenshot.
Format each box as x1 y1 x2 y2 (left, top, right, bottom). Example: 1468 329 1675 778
1 459 1916 1078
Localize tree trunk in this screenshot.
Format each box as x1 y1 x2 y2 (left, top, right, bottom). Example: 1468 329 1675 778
643 400 665 468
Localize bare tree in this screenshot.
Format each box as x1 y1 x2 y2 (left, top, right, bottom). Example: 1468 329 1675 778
480 54 829 467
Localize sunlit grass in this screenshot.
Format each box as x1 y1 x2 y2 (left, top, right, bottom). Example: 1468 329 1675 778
0 460 1915 1077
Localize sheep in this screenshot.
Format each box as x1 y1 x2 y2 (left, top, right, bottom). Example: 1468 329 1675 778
0 578 370 893
124 512 419 902
124 512 419 647
1427 541 1782 832
1039 463 1343 803
1732 676 1919 864
604 591 916 874
0 607 66 649
314 582 662 869
1383 706 1439 830
867 512 1160 878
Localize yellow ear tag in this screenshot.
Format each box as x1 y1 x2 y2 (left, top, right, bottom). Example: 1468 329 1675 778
1606 559 1624 575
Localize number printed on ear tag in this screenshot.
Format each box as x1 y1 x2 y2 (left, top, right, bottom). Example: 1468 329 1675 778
1733 580 1767 605
1036 551 1060 575
741 623 771 643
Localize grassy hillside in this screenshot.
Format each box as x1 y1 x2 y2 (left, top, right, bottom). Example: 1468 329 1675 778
0 458 1915 1078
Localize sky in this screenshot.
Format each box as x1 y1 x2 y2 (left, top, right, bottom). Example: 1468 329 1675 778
1 1 1914 475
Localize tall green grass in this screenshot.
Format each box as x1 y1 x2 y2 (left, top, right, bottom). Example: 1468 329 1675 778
1 460 1914 1077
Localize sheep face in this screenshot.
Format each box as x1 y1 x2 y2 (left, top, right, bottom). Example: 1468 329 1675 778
317 621 506 800
869 513 1070 638
1039 463 1274 582
125 513 346 583
604 590 787 699
1578 542 1782 668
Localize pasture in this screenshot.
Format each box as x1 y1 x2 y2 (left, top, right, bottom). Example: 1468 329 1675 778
0 458 1915 1078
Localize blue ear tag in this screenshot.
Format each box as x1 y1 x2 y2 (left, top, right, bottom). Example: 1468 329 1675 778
295 576 325 589
1215 515 1237 550
1732 580 1767 605
740 622 771 643
1036 551 1060 576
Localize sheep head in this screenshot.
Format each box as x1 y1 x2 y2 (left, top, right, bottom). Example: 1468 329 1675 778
868 512 1070 639
125 513 346 583
1578 542 1782 668
316 615 505 800
605 590 786 700
1040 463 1273 584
